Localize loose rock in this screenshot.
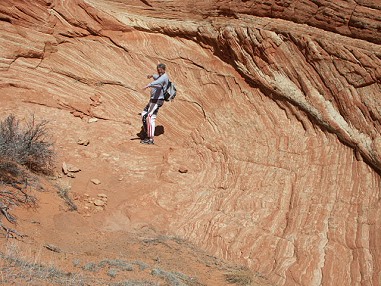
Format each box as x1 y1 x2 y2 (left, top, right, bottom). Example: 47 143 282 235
62 162 68 175
44 244 61 253
77 138 90 146
66 164 81 173
91 179 101 185
94 199 105 206
179 166 188 173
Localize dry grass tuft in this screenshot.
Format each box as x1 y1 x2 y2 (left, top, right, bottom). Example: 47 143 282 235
0 114 54 175
0 242 86 285
225 269 254 286
56 182 77 211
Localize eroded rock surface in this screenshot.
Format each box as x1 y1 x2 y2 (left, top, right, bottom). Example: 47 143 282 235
1 0 380 285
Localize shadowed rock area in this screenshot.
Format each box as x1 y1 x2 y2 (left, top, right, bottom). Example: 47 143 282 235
1 0 381 285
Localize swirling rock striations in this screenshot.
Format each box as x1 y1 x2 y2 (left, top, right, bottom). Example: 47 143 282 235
0 0 380 285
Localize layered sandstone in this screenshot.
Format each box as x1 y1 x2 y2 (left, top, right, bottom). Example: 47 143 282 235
0 0 380 285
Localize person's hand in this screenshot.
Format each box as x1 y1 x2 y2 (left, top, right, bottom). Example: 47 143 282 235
147 74 152 79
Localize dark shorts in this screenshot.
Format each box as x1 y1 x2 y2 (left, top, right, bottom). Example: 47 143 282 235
143 99 164 116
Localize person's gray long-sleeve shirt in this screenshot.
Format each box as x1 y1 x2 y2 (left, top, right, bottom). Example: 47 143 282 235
148 73 169 100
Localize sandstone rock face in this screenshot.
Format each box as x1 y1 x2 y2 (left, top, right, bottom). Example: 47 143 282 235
1 0 380 285
169 0 381 44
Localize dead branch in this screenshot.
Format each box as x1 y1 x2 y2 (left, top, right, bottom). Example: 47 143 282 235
0 221 26 239
0 201 16 224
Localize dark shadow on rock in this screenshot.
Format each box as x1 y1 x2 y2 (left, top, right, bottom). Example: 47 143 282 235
155 125 164 136
135 126 146 140
132 125 164 140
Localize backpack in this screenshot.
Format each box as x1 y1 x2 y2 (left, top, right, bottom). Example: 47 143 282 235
164 80 177 101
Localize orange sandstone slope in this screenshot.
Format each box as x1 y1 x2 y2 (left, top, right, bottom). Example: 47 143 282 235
1 0 381 285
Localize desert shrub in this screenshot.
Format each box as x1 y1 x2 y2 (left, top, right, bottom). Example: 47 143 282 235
0 245 86 285
0 160 26 186
151 268 199 286
133 260 149 271
0 114 53 238
107 268 119 278
225 269 253 286
110 281 158 286
98 259 134 271
82 262 99 272
0 161 37 238
56 183 77 211
0 114 54 175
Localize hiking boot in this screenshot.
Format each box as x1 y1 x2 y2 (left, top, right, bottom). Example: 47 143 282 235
141 138 154 145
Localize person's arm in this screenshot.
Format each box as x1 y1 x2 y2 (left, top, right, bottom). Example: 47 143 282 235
143 74 161 89
143 76 165 90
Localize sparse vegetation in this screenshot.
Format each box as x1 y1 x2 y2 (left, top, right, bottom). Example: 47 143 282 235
0 114 55 238
133 260 149 271
0 161 37 238
82 261 98 272
72 256 204 285
225 269 254 286
107 268 119 278
0 233 262 286
98 259 134 271
0 243 86 286
0 243 159 286
0 114 54 175
81 259 135 274
110 281 158 286
151 268 202 286
56 182 77 211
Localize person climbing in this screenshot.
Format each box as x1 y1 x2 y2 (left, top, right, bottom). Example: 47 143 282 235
140 63 169 145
